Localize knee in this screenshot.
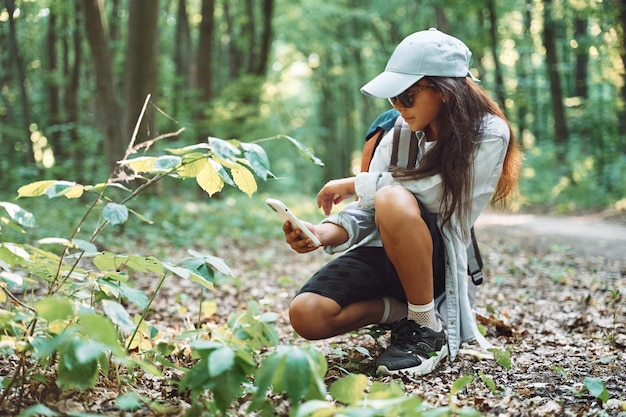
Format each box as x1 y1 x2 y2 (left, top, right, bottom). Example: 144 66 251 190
289 293 338 340
374 185 421 225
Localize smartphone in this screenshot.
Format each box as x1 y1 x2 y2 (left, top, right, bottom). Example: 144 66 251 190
265 198 321 247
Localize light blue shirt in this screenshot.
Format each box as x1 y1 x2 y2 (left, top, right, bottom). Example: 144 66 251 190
322 113 510 360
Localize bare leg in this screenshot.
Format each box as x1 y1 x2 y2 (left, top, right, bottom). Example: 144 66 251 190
374 185 434 305
289 292 384 340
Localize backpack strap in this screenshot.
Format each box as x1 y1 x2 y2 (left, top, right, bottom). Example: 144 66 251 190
392 116 485 285
466 227 484 285
391 116 419 168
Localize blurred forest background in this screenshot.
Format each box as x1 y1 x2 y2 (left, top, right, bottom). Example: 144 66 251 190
1 0 625 212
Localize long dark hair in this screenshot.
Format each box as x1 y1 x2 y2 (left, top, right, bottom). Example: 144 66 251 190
392 76 522 237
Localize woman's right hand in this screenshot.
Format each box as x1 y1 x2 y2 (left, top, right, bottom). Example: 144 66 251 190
283 221 321 253
317 177 356 215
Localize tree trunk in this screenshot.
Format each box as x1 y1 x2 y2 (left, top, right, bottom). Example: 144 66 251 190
252 0 274 76
486 0 506 108
196 0 215 104
5 0 34 165
543 0 569 165
125 0 160 141
223 2 241 78
46 6 61 154
573 17 589 98
83 0 126 173
173 0 192 117
515 0 533 145
616 0 626 149
64 2 82 173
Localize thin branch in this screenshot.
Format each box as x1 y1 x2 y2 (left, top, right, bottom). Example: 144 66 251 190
1 287 36 312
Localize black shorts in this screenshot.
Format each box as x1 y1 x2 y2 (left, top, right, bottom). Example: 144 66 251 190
296 199 445 307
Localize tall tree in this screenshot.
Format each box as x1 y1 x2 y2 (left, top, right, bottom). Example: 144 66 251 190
5 0 34 165
46 6 61 152
252 0 274 77
196 0 215 106
83 0 126 172
615 0 626 146
573 16 589 98
63 2 83 166
124 0 160 141
174 0 192 115
486 0 506 107
543 0 569 165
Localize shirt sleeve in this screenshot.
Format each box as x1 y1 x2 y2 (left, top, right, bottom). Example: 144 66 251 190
320 202 378 253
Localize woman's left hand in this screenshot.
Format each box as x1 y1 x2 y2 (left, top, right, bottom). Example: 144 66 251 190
317 177 356 215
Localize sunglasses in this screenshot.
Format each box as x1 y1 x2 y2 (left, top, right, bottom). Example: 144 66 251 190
388 84 434 108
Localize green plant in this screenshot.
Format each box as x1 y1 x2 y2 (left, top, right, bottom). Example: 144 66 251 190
606 289 623 347
581 377 610 404
0 104 326 415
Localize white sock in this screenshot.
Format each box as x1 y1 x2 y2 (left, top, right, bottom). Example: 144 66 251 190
379 297 408 324
407 300 441 331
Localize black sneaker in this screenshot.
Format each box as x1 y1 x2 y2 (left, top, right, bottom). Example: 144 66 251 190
376 318 448 376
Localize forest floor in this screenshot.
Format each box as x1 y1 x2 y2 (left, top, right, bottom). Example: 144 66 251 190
2 208 625 416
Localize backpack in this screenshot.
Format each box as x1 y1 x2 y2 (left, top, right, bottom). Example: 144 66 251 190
361 111 484 286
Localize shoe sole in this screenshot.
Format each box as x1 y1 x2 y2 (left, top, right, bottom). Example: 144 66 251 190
376 344 449 376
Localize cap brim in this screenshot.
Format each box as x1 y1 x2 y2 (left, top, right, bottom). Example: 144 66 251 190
360 72 425 98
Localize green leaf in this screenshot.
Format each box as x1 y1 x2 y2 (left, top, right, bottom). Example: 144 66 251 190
282 135 324 166
162 261 203 281
294 400 335 417
73 239 98 253
209 137 241 160
479 371 497 393
127 207 154 224
165 143 211 155
0 202 35 227
210 159 235 186
249 351 284 409
259 312 279 322
284 348 313 402
0 243 31 263
177 257 215 283
19 404 59 417
43 181 84 199
116 283 148 309
241 142 272 180
488 348 512 369
102 299 135 333
450 375 473 397
93 252 163 274
116 392 143 411
36 296 74 322
102 203 129 226
75 338 107 364
57 336 99 390
79 313 119 346
208 346 235 377
31 331 74 359
17 180 57 198
187 249 234 277
369 380 405 399
153 155 182 172
584 377 609 403
329 374 369 404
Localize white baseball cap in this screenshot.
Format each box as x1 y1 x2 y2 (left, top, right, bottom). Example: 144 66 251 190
361 28 477 98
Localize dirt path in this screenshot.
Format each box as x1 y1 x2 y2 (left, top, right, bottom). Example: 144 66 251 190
476 211 626 261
